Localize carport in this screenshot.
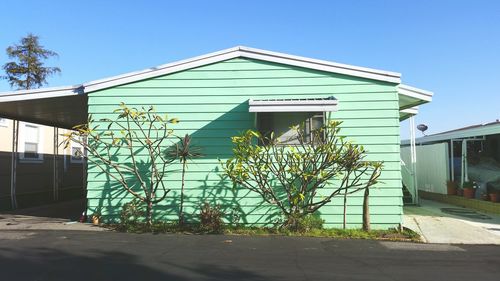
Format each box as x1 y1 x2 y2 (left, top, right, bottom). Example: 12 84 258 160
0 86 87 211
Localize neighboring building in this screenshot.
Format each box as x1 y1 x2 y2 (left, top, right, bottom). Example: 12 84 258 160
0 47 432 228
401 121 500 200
0 117 84 210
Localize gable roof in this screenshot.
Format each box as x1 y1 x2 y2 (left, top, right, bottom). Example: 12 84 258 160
0 46 403 99
81 46 402 92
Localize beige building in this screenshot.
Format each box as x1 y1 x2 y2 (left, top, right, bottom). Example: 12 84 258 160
0 117 84 210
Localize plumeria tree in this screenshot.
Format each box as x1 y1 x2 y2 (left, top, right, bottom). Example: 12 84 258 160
63 103 178 227
223 120 382 230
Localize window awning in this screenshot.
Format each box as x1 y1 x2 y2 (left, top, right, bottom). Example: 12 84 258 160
249 97 338 113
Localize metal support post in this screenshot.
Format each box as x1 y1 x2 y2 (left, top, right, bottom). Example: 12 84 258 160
53 127 59 201
10 120 18 209
409 116 418 205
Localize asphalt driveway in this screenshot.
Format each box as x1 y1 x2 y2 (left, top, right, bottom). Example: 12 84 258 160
0 230 498 281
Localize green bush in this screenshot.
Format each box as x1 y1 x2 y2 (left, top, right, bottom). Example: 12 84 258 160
199 202 224 233
223 121 382 230
120 199 146 227
462 181 474 189
284 213 324 233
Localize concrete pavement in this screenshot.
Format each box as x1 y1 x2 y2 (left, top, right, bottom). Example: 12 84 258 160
404 199 500 244
0 199 105 232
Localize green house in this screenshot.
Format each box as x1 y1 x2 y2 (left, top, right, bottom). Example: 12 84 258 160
0 46 432 229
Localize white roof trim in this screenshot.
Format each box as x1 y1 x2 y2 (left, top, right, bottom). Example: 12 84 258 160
0 85 82 102
81 46 402 92
398 84 434 102
249 98 338 113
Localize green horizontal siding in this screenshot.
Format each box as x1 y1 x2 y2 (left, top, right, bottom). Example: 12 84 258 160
87 57 402 229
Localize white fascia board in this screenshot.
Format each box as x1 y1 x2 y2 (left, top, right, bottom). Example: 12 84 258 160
83 46 402 93
0 85 82 102
398 84 434 102
240 46 402 78
239 47 401 84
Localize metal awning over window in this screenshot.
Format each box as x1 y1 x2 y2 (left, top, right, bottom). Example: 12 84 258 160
249 97 338 112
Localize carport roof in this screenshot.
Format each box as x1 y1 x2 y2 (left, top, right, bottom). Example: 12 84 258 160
401 121 500 145
0 86 87 129
0 46 432 129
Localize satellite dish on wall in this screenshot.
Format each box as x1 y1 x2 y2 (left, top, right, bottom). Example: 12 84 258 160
417 124 428 136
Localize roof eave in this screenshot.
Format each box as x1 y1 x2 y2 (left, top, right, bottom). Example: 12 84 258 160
399 84 433 102
0 85 83 102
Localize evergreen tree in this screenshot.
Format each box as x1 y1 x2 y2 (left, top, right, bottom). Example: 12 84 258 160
2 34 61 210
2 33 61 90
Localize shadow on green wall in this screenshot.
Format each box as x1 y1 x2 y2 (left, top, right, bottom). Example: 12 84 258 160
89 101 282 225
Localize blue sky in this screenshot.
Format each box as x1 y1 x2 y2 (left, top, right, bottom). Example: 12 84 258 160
0 0 499 138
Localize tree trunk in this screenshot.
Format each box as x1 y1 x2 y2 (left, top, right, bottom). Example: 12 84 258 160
342 191 347 229
362 187 370 231
179 161 186 226
146 200 153 228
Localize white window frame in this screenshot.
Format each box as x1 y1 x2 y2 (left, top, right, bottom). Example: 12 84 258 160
19 122 44 162
0 118 7 127
70 137 85 164
256 112 325 145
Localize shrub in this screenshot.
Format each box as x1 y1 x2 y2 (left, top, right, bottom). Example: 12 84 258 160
284 213 324 233
223 120 382 230
462 181 474 189
199 202 224 233
120 199 146 227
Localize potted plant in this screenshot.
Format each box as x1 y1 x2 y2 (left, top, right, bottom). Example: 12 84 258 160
446 180 458 195
489 192 499 203
480 191 489 201
462 181 476 199
91 208 102 226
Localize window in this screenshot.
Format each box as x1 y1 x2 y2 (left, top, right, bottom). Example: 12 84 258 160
257 112 325 145
70 138 84 163
0 118 7 127
305 113 325 144
20 123 43 161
